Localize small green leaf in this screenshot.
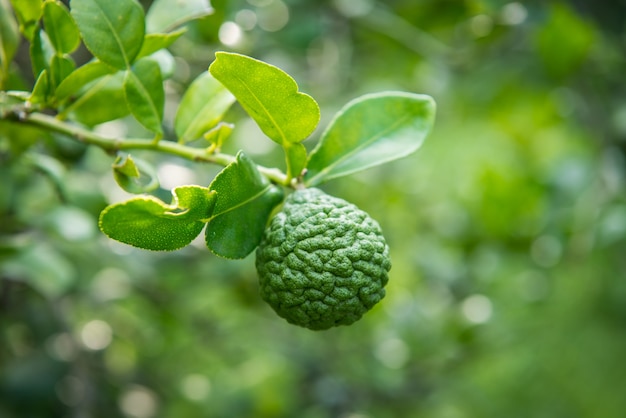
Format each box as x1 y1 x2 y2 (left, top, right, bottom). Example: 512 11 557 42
174 72 235 143
9 0 42 40
124 58 164 135
137 29 186 59
285 142 307 180
205 151 284 259
30 28 54 78
112 154 159 194
305 92 436 186
29 69 50 104
99 185 217 251
55 60 115 101
70 0 145 69
0 0 20 88
49 54 75 91
146 0 213 33
203 122 233 150
209 52 320 145
42 0 80 54
60 72 129 126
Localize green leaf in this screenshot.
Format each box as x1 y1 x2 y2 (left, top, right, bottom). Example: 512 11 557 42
137 29 186 59
60 72 129 126
70 0 145 70
285 142 307 180
174 72 235 143
209 52 320 145
124 58 164 135
55 60 115 101
112 154 159 194
305 92 436 186
30 28 54 78
203 122 234 150
205 151 284 259
99 185 217 251
9 0 42 40
146 0 213 33
42 0 80 54
29 69 50 104
49 54 75 91
0 0 20 87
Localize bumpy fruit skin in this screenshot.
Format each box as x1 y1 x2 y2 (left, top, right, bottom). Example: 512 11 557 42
255 188 391 330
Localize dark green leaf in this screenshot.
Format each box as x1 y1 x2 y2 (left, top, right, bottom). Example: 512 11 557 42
70 0 145 69
112 154 159 194
146 0 213 33
137 29 186 59
99 185 216 251
305 92 436 186
42 0 80 54
174 72 235 143
123 58 164 135
209 52 320 145
205 151 284 259
9 0 42 40
55 60 115 101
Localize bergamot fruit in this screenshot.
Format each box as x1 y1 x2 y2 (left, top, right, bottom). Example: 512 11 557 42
255 188 391 330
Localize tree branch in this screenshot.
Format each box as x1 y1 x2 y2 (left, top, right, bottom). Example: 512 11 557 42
7 111 290 186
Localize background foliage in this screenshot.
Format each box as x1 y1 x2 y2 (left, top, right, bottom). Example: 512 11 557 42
2 0 626 417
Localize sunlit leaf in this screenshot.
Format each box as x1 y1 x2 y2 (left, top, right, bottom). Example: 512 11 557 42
209 52 320 145
99 185 216 251
305 92 436 186
205 151 284 259
124 58 164 135
203 122 234 150
70 0 145 69
174 72 235 143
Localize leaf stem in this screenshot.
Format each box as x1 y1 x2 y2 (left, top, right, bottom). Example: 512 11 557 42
9 111 291 186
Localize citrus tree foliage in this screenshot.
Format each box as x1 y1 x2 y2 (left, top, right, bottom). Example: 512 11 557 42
2 0 626 417
1 0 435 260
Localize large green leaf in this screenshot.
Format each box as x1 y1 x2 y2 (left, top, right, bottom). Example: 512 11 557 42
42 0 80 54
209 52 320 146
304 92 436 186
146 0 213 33
174 72 235 143
124 58 164 135
70 0 145 69
99 185 216 251
205 152 284 259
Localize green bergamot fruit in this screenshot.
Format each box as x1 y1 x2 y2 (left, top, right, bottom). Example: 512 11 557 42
255 188 391 330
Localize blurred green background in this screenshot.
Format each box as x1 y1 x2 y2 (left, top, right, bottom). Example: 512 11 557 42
2 0 626 417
